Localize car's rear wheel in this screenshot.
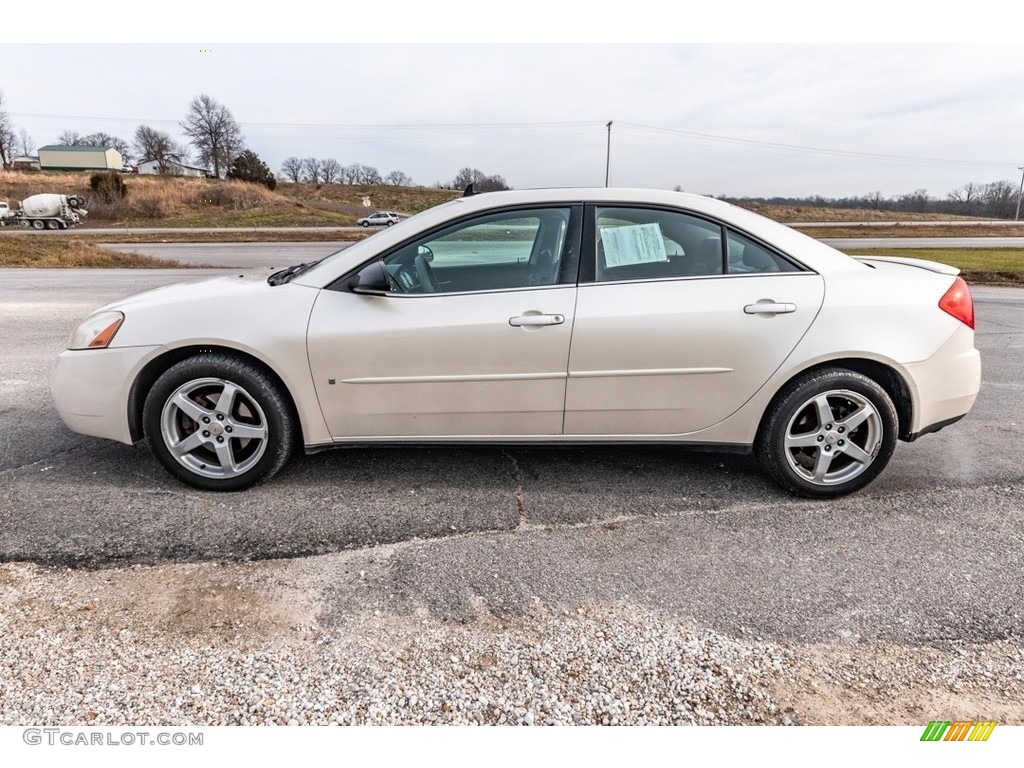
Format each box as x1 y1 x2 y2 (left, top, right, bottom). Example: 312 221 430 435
144 355 297 491
756 368 897 497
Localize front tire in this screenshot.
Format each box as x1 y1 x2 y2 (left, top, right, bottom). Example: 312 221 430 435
756 368 898 497
144 355 297 491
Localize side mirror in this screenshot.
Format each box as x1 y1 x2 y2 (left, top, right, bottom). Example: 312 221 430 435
350 260 390 295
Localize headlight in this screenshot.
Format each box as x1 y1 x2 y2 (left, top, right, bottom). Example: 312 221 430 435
68 311 125 350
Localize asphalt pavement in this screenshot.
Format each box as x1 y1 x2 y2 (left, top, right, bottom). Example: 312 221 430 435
0 269 1021 645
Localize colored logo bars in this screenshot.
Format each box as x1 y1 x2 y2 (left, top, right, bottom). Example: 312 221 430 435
921 721 997 742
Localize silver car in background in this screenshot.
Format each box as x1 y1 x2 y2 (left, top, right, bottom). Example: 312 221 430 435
357 211 402 227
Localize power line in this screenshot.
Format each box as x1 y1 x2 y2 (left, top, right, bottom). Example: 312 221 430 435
618 122 1012 170
13 112 604 132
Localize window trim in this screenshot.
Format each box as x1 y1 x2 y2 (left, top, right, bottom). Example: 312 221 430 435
328 203 584 296
580 203 811 284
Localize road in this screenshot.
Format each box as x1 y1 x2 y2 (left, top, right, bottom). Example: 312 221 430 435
0 269 1021 649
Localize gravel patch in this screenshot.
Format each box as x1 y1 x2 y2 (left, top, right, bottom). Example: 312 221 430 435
2 560 1021 726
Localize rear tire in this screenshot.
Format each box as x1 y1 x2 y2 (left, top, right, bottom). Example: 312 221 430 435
31 220 44 230
144 354 297 491
756 368 898 497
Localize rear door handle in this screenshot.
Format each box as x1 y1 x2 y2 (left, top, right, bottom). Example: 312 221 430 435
509 314 565 327
744 302 796 315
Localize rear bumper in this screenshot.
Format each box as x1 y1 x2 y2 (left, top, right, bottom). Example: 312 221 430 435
905 413 967 442
902 324 980 438
51 345 164 444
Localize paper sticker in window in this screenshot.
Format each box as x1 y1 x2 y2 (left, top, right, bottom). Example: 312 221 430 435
600 223 668 267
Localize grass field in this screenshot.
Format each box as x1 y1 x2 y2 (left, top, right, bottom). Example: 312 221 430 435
842 248 1024 284
0 237 180 268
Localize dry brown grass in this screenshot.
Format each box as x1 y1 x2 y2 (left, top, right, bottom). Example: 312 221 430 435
0 236 181 268
276 182 460 215
1 171 300 226
736 201 988 223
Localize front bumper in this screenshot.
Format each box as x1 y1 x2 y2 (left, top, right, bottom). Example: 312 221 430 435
51 345 164 444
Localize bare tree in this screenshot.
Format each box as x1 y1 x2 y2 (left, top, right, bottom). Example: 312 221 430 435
896 188 930 213
341 163 360 184
179 94 244 179
0 91 17 166
384 170 412 186
340 163 382 184
57 128 83 146
280 156 304 183
948 183 979 215
302 157 322 183
133 125 187 174
452 167 510 192
321 158 341 184
980 180 1017 218
16 129 35 157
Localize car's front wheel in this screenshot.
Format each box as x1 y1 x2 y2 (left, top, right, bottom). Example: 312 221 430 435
143 355 297 491
756 368 898 497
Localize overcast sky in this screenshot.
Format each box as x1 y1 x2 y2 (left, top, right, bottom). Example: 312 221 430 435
3 39 1022 199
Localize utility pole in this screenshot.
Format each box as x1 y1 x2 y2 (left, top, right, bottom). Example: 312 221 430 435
1016 166 1024 221
604 121 612 187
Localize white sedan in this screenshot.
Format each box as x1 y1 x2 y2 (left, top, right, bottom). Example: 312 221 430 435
52 188 981 496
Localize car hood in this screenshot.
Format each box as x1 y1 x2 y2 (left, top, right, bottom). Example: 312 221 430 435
94 274 321 350
98 274 287 313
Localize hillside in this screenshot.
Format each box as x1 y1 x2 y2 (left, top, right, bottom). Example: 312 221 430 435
0 171 460 228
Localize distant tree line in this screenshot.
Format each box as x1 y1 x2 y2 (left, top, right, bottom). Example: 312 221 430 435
279 157 413 186
444 167 510 192
717 179 1022 219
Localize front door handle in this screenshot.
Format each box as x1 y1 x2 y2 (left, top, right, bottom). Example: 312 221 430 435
744 302 796 315
509 313 565 327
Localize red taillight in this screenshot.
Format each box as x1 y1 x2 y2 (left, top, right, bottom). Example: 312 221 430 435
938 276 975 330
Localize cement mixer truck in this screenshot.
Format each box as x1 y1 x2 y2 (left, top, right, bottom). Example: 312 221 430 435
0 194 89 229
